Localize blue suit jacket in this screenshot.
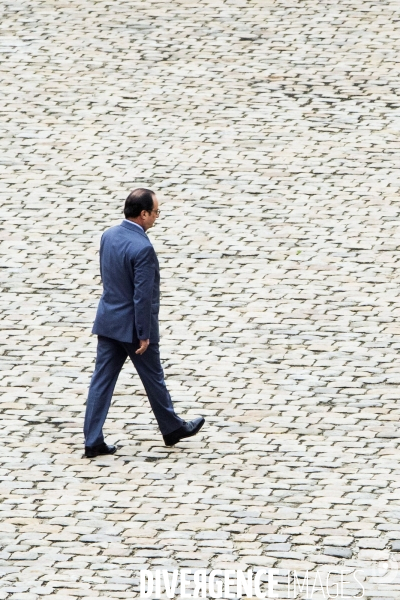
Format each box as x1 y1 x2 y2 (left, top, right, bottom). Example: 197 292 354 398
92 220 160 343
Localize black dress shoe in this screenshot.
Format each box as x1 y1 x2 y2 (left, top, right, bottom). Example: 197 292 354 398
163 417 205 447
84 442 117 458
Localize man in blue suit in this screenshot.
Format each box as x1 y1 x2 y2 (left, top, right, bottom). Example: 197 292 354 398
84 188 204 458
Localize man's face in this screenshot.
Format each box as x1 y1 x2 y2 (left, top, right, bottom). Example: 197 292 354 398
142 196 159 231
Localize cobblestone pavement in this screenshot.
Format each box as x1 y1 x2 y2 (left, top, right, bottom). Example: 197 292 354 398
1 0 400 598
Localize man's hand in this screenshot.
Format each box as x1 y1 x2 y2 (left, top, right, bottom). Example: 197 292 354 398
136 339 150 355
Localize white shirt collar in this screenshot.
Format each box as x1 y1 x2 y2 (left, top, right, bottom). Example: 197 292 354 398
124 219 144 232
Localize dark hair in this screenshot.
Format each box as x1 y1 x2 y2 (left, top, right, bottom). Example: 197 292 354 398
124 188 155 218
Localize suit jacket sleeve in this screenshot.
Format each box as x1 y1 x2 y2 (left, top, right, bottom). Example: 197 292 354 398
99 233 105 283
133 245 156 340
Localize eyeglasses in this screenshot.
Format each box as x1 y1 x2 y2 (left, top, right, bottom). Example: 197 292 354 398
150 209 160 216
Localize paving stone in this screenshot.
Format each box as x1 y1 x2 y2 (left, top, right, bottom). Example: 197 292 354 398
323 547 353 559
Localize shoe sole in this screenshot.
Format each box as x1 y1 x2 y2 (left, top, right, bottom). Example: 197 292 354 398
84 447 117 458
165 418 205 447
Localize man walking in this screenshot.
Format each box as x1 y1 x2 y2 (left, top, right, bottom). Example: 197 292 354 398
83 188 204 458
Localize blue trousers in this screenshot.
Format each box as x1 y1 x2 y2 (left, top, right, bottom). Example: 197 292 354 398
84 335 184 447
